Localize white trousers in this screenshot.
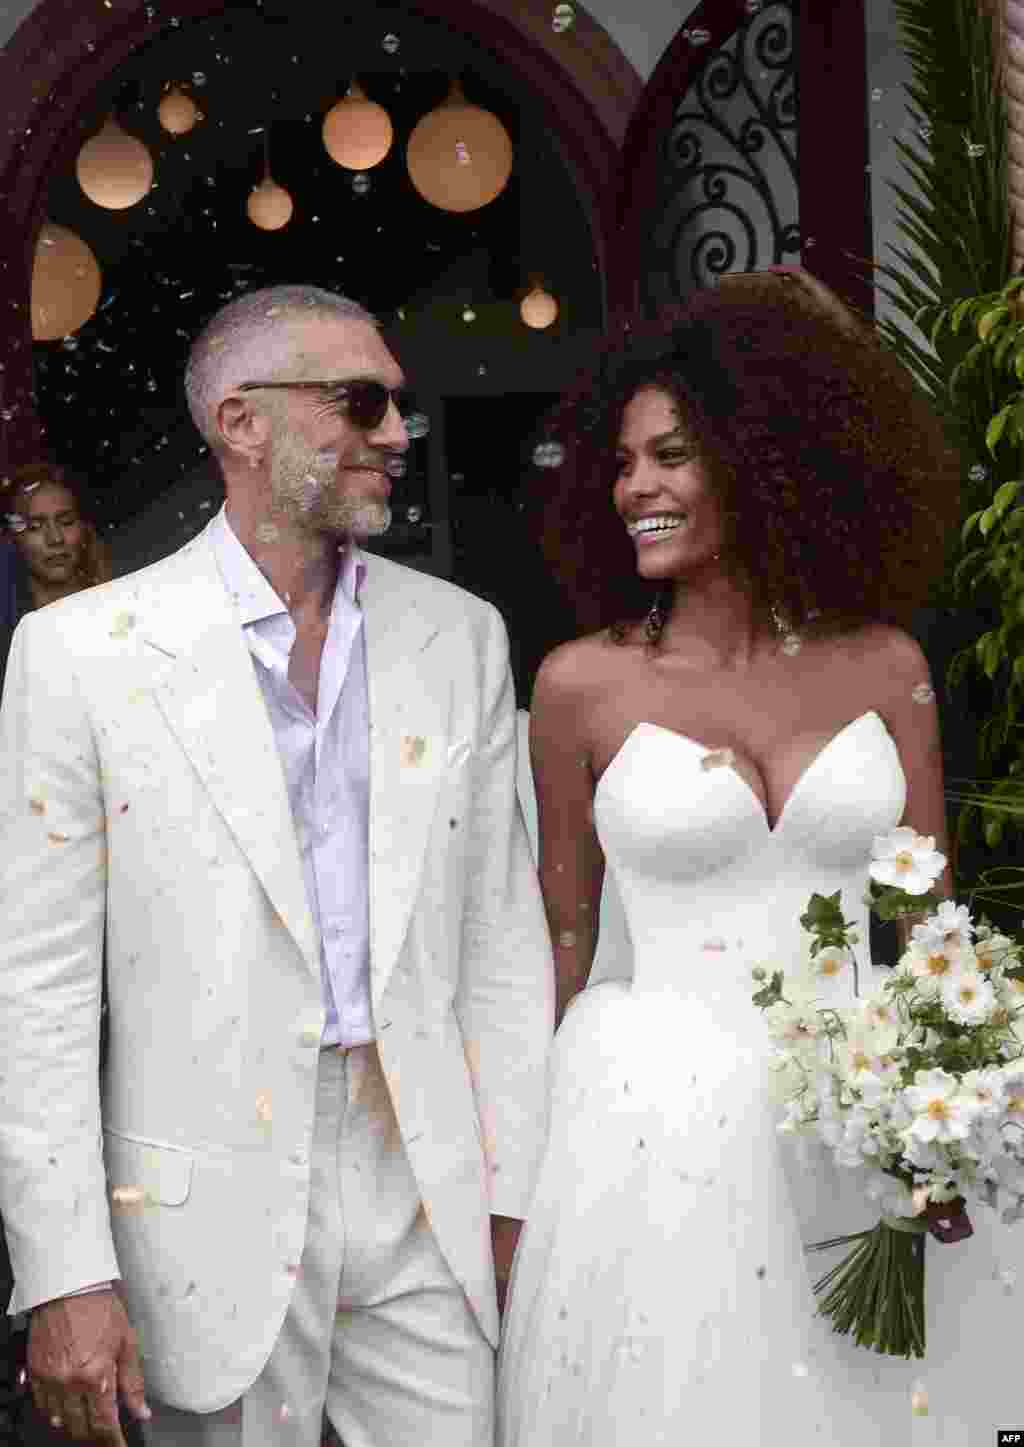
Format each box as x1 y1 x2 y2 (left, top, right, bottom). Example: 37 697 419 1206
146 1044 494 1447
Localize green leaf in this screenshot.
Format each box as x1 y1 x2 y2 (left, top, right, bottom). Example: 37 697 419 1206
993 479 1023 516
978 304 1010 340
961 510 984 543
751 970 786 1011
987 404 1014 453
951 298 977 333
985 814 1005 849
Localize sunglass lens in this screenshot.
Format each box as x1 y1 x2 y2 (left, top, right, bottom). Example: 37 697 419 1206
344 381 389 430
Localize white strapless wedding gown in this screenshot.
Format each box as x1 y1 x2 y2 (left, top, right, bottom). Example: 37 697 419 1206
497 712 1024 1444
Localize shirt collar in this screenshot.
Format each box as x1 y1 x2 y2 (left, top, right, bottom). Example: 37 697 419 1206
209 506 366 628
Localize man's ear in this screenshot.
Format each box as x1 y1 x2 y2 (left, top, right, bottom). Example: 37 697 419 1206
216 394 272 467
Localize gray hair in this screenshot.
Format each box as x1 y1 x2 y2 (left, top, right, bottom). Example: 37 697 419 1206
183 284 377 447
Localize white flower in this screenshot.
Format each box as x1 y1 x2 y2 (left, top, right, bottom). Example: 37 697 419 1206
940 969 996 1026
903 1068 978 1144
960 1068 1007 1117
905 939 959 997
930 900 975 950
869 827 947 896
976 932 1019 973
805 945 851 996
900 1132 944 1171
765 999 823 1048
864 1170 916 1218
910 917 972 969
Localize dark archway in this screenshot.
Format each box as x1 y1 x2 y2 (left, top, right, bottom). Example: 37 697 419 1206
0 0 641 466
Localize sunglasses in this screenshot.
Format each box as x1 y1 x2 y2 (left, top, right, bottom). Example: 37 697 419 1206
236 378 411 431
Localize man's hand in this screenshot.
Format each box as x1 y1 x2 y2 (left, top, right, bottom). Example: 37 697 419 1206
490 1215 523 1318
27 1289 150 1443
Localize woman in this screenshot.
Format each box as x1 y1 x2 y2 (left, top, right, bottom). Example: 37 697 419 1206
497 272 1017 1443
0 461 111 697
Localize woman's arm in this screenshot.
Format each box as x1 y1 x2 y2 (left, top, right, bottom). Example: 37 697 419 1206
870 626 955 951
529 644 606 1026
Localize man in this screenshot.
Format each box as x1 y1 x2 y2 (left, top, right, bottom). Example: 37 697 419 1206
0 284 554 1445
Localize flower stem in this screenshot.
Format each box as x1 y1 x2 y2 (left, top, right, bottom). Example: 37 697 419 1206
807 1219 926 1357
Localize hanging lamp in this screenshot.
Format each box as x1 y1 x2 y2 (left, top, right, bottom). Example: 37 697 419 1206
406 79 513 213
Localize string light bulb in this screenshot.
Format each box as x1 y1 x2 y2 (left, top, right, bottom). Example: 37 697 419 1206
76 115 153 209
322 79 393 170
406 79 513 213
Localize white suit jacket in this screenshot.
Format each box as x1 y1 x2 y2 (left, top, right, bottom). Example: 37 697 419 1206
0 525 554 1412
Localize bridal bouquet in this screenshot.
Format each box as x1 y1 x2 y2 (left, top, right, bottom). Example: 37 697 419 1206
751 827 1024 1357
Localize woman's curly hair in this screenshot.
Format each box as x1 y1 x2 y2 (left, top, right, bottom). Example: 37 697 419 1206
530 277 961 644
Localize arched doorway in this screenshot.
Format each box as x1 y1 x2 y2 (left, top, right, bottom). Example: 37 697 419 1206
0 0 641 465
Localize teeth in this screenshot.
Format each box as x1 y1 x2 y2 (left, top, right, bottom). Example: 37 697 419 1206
627 514 688 537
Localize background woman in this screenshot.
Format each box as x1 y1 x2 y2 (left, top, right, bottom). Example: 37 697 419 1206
0 462 111 696
495 273 1013 1443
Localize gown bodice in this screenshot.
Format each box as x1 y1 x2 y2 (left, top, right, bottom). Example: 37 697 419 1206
593 711 907 999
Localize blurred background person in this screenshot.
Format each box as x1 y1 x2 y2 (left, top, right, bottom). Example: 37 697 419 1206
0 462 111 697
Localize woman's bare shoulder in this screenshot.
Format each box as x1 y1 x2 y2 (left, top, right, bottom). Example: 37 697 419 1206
534 628 634 706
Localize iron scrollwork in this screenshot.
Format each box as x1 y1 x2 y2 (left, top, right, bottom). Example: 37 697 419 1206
644 2 799 309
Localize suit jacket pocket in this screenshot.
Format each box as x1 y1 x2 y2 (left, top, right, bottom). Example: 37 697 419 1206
102 1128 194 1208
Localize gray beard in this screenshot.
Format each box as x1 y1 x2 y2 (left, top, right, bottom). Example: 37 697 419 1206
268 437 391 540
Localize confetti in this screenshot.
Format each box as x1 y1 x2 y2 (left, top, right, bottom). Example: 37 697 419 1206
911 683 935 705
109 611 136 639
400 735 427 767
910 1380 929 1415
29 798 45 815
532 440 565 469
111 1184 148 1209
255 1091 272 1125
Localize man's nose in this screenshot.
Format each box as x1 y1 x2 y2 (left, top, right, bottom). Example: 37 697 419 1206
369 398 410 451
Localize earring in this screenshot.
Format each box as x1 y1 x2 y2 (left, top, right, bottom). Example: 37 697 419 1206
645 600 665 644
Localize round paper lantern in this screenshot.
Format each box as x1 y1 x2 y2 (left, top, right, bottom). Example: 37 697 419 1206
406 81 513 213
76 116 153 210
31 224 102 341
247 177 294 231
158 86 201 136
322 80 393 170
520 285 559 329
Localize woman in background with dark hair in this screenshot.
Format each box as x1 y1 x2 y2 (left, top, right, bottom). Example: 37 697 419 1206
496 271 1011 1444
0 463 111 696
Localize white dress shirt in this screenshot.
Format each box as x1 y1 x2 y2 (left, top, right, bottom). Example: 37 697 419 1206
210 508 373 1049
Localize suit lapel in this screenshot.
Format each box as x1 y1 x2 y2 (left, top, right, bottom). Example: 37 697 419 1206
361 557 448 1013
144 534 319 976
